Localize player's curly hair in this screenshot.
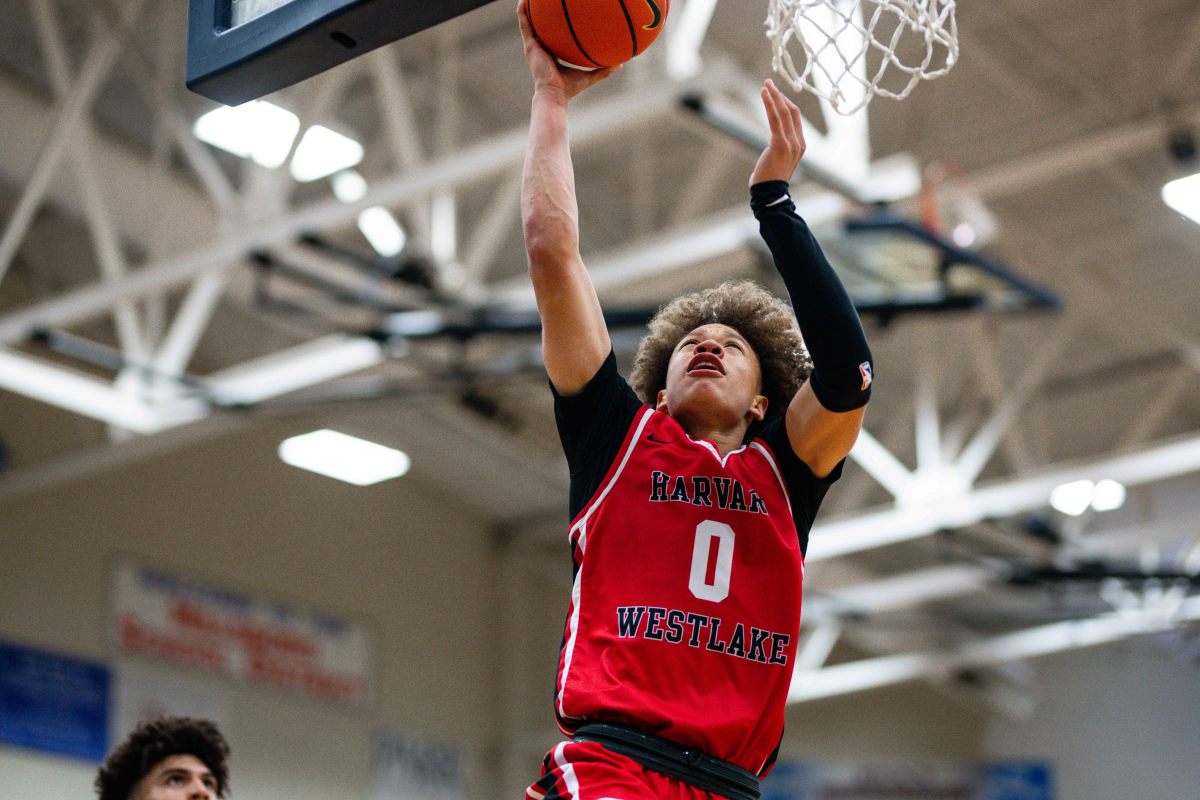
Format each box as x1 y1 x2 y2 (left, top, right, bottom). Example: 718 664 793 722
95 717 229 800
630 280 811 436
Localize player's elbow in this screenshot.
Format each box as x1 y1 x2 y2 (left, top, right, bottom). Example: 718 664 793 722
524 228 579 280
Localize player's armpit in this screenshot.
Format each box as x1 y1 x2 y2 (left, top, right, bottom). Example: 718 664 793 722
783 381 866 478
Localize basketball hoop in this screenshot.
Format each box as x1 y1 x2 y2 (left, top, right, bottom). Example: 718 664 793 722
765 0 958 116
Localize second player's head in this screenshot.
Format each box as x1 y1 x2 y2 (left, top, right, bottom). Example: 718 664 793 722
96 717 230 800
630 280 810 439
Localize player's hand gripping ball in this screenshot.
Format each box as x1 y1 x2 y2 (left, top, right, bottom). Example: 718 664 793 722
527 0 670 70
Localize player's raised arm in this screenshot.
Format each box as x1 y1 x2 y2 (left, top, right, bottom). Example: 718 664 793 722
750 80 871 477
517 0 618 396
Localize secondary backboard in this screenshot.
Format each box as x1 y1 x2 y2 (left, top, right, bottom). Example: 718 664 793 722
815 212 1060 322
187 0 499 105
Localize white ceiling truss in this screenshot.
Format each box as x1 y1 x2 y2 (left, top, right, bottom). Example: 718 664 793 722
1 0 1199 714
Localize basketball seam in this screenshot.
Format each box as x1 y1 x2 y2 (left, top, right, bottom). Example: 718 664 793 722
561 0 605 68
616 0 638 59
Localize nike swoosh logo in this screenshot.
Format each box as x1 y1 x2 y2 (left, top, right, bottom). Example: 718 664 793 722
643 0 663 30
646 433 676 445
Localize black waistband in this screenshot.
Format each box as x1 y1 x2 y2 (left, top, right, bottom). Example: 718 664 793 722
572 722 761 800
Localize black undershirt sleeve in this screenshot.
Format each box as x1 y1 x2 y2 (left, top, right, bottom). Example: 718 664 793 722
758 419 843 557
751 180 874 412
551 351 645 520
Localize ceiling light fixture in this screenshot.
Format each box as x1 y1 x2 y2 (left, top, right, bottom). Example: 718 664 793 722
1162 172 1200 225
1049 479 1094 516
357 207 406 257
1090 478 1127 513
290 125 364 182
1049 478 1128 516
192 100 300 168
278 429 411 486
332 170 368 203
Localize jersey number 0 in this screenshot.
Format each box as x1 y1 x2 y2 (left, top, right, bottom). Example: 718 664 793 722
688 520 734 602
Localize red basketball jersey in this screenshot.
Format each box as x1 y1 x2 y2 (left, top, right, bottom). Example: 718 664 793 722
554 406 804 775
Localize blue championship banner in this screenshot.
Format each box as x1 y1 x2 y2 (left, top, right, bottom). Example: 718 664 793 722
0 640 110 762
763 759 1053 800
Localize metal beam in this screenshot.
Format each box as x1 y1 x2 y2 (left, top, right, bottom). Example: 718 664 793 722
846 427 914 500
0 68 733 346
805 564 996 620
954 323 1072 483
788 595 1200 703
28 0 147 363
808 433 1200 561
460 170 522 296
0 347 203 434
492 191 847 305
0 0 148 285
970 100 1200 201
202 334 386 406
0 74 218 255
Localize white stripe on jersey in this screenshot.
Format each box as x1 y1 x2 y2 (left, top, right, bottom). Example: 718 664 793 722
559 407 653 723
568 406 654 554
749 441 793 512
555 556 586 721
750 440 802 577
553 742 581 799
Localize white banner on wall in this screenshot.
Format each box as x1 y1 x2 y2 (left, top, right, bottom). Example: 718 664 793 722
372 729 465 800
111 561 373 706
111 662 228 746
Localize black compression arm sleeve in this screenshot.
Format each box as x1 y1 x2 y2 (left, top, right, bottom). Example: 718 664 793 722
751 180 873 412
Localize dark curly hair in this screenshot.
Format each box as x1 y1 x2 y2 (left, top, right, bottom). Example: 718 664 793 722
630 280 811 438
95 717 229 800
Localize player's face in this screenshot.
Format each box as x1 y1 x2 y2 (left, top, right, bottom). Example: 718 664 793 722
656 323 768 432
131 754 218 800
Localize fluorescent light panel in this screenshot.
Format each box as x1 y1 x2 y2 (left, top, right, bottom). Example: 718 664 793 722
1090 478 1126 512
332 170 368 202
279 429 411 486
1050 479 1094 516
290 125 364 182
357 207 406 257
1049 478 1127 516
193 101 299 168
1162 172 1200 224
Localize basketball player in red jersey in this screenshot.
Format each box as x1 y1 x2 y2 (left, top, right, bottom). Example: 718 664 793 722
518 2 871 798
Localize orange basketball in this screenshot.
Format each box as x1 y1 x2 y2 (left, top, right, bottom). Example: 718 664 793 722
527 0 670 70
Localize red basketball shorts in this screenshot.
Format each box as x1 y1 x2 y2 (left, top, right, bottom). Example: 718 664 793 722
525 740 725 800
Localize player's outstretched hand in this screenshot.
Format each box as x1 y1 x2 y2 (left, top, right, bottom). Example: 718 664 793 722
750 79 806 186
518 0 619 100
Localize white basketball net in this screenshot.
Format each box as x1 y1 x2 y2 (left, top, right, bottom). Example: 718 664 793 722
766 0 958 116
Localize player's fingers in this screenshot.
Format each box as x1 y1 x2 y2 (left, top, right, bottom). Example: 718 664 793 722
768 82 799 152
591 65 621 85
768 80 804 157
517 0 536 42
761 84 784 142
789 103 806 154
765 81 795 147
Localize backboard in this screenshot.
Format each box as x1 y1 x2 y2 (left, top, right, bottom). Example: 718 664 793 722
815 211 1060 322
187 0 499 105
